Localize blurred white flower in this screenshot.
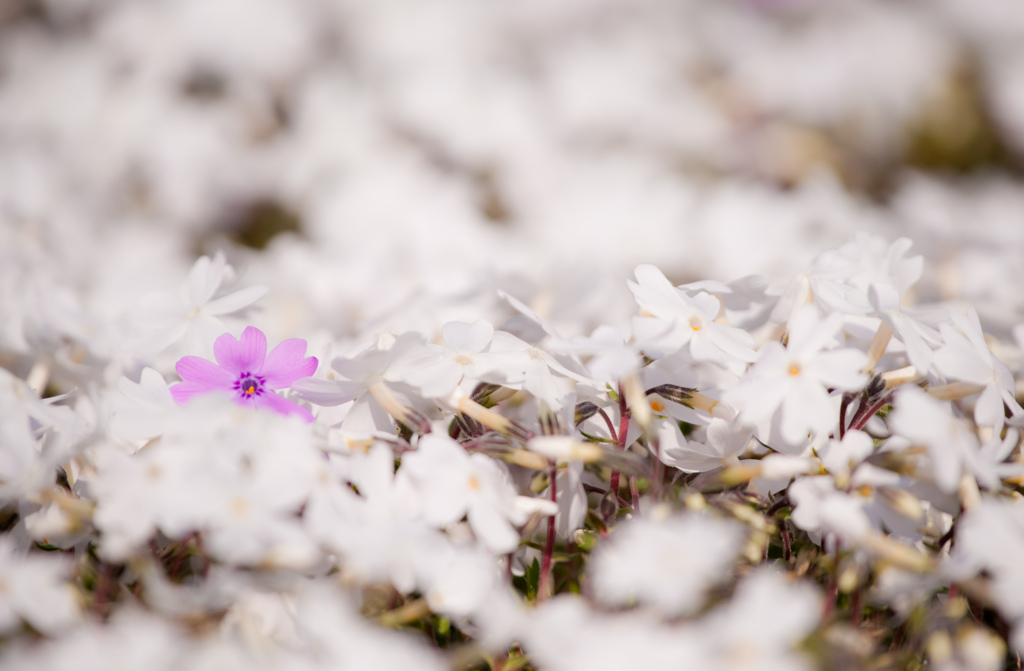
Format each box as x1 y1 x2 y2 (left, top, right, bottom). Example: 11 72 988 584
933 307 1024 428
0 537 80 635
698 569 822 671
889 386 991 493
109 367 177 444
125 252 267 359
788 475 873 544
589 513 746 616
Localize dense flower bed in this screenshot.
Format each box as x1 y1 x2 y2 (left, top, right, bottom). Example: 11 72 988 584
4 1 1024 670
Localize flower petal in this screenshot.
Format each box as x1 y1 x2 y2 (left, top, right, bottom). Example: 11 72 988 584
170 380 224 405
443 320 493 354
214 326 267 375
467 500 519 554
261 338 318 388
204 285 268 316
175 356 234 387
291 377 364 406
188 253 226 306
256 391 315 422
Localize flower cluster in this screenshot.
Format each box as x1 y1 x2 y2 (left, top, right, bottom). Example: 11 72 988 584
3 233 1024 670
5 1 1024 669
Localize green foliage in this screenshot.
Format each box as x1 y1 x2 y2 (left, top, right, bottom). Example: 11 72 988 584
513 558 541 601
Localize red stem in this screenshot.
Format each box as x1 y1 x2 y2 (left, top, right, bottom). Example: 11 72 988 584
838 393 852 440
597 408 619 443
538 463 558 600
849 392 893 433
607 385 631 513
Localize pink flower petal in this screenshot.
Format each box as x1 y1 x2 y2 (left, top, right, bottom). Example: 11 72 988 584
256 390 315 422
175 356 235 388
214 326 267 375
261 338 318 388
171 380 226 405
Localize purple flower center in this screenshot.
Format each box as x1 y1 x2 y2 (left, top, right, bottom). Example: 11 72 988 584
233 372 266 398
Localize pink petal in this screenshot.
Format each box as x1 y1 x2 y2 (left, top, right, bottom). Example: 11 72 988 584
175 356 235 387
214 326 267 375
261 338 318 388
171 380 225 405
256 390 315 422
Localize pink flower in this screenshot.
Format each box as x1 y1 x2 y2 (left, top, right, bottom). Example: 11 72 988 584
170 326 318 422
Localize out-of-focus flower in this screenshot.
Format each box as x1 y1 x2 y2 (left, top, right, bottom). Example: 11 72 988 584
589 513 746 616
110 367 177 444
0 537 80 635
889 386 991 493
867 282 942 375
789 475 873 544
126 252 267 358
933 307 1024 428
170 326 317 422
698 568 822 671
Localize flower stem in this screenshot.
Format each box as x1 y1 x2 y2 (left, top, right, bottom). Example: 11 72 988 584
597 407 619 443
607 385 631 519
848 392 893 433
538 462 558 601
378 598 430 627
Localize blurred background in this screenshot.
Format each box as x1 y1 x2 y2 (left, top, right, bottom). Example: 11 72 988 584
2 0 1024 349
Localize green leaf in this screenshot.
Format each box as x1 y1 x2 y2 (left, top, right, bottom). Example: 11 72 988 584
512 557 541 601
578 431 617 445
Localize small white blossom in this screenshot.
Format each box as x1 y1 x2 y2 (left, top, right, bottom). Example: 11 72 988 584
126 252 267 359
590 513 746 616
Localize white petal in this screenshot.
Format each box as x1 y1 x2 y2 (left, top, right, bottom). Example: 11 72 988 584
443 319 494 354
203 285 268 315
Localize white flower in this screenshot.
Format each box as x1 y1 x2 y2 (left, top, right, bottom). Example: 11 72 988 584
725 305 867 448
948 497 1024 655
788 475 873 544
292 583 448 671
416 543 498 618
698 569 822 671
557 324 642 385
888 386 986 493
109 367 177 444
125 252 267 358
629 264 756 366
868 282 942 374
522 595 708 671
400 434 527 554
680 274 775 331
0 537 80 635
292 332 430 439
2 609 185 670
933 307 1024 428
658 417 752 473
817 429 875 480
589 513 746 616
0 368 86 502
